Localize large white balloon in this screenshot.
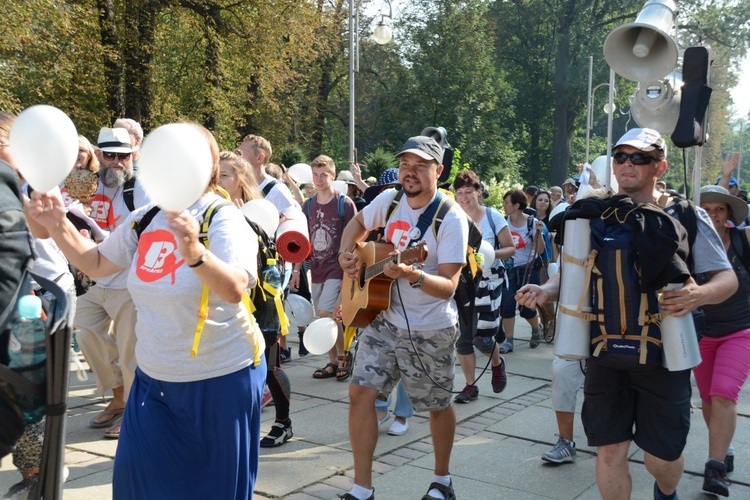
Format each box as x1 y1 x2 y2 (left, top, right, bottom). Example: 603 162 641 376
138 123 213 211
9 105 78 193
288 163 312 184
240 199 280 237
303 318 338 355
284 294 314 327
479 240 496 268
332 180 348 194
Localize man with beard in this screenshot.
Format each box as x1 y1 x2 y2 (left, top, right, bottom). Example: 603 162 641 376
337 136 468 500
76 127 151 439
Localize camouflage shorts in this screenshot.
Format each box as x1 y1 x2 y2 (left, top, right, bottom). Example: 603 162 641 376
351 317 459 412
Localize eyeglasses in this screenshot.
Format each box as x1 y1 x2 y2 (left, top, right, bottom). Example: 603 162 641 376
612 151 659 165
102 151 132 161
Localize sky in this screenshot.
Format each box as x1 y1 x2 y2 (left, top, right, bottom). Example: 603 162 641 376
730 55 750 120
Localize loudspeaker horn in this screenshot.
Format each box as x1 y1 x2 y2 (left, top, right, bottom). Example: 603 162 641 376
631 72 682 134
604 0 678 82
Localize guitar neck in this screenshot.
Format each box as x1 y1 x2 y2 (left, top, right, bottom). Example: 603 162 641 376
364 254 400 281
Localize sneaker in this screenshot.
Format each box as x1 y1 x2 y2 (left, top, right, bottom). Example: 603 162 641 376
498 340 514 354
491 357 507 393
454 384 478 404
542 436 577 463
261 386 273 409
388 419 409 436
703 458 730 497
260 421 293 448
339 490 374 500
422 480 455 500
530 327 541 348
3 475 38 500
280 347 292 363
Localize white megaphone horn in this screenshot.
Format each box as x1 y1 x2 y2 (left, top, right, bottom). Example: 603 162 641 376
603 0 678 82
630 72 682 134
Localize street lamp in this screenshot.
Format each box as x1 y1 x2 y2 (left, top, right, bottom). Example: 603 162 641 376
585 56 617 166
349 0 392 163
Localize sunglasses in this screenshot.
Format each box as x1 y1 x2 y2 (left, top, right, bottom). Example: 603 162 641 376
612 151 659 166
102 151 132 161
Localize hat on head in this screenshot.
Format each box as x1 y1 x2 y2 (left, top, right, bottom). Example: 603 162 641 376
379 168 399 186
336 170 357 185
716 175 739 187
614 128 667 158
700 185 748 226
97 127 133 153
563 178 577 188
395 136 443 164
365 176 377 185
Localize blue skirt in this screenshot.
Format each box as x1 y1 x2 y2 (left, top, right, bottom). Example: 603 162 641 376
113 361 267 499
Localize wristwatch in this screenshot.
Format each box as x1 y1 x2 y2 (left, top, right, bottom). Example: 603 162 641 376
188 249 209 268
410 265 425 289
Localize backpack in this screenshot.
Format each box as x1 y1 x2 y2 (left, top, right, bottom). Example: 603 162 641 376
729 227 750 274
261 179 279 198
131 200 288 353
122 177 137 212
302 192 348 231
562 197 694 370
384 189 483 332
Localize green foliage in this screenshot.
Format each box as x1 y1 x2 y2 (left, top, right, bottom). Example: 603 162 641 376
277 144 309 168
362 147 398 185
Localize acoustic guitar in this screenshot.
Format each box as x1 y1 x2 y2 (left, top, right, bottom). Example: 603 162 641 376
341 241 428 328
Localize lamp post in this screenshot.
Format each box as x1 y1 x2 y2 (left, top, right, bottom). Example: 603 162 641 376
349 0 392 164
585 56 617 166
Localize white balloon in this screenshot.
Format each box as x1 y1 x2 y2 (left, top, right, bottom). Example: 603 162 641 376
479 240 496 268
138 123 213 211
547 262 559 277
284 294 314 327
9 105 78 193
288 163 312 184
590 155 618 193
332 180 348 194
240 199 280 237
303 317 338 355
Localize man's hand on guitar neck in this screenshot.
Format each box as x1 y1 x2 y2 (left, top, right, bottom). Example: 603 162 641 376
383 249 421 284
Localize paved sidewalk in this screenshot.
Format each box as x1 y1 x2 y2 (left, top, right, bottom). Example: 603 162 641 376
2 321 749 499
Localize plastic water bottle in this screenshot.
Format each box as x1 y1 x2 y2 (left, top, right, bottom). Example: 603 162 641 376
262 258 282 291
7 295 47 424
257 259 282 334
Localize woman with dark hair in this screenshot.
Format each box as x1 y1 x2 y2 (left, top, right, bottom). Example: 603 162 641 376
27 125 266 499
694 185 750 496
452 171 515 403
499 189 546 353
531 190 552 226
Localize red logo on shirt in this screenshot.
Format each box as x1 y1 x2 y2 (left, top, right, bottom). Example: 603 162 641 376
90 194 121 230
510 230 527 250
386 220 413 251
136 230 184 284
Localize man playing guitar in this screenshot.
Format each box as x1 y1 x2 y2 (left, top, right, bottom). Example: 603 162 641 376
336 136 469 500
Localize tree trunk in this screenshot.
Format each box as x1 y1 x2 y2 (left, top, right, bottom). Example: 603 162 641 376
122 1 158 131
551 24 572 186
96 0 122 122
202 20 220 131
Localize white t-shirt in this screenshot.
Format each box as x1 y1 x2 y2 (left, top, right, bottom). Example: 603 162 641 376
479 206 508 268
259 177 300 216
89 178 151 288
362 189 468 330
508 215 540 268
99 194 259 383
691 207 731 274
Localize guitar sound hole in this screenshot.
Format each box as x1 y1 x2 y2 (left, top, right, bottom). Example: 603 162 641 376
357 265 367 289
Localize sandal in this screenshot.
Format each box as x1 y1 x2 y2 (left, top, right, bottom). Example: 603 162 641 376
103 416 123 439
312 362 338 379
336 353 352 382
88 408 124 428
422 480 455 500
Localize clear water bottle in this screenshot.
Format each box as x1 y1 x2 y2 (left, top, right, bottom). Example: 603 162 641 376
8 295 47 424
261 258 282 291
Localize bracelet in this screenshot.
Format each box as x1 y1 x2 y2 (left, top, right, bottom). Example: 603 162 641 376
293 270 300 274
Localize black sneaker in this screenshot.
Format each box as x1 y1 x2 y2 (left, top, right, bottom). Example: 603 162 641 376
491 356 507 393
280 347 292 363
725 453 734 473
260 421 293 448
454 384 478 403
702 458 730 497
530 326 541 348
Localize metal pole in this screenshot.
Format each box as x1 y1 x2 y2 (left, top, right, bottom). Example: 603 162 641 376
348 0 358 164
692 145 703 204
739 121 745 186
585 56 593 165
605 67 615 192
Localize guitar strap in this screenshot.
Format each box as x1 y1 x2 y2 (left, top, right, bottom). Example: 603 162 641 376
408 190 446 247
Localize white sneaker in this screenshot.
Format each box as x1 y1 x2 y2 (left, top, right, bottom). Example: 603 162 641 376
388 419 409 436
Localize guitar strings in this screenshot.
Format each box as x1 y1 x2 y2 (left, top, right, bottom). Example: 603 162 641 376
395 280 494 394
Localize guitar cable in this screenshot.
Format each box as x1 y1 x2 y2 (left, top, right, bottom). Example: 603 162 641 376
394 279 494 395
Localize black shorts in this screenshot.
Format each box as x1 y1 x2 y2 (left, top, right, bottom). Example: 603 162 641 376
581 360 691 462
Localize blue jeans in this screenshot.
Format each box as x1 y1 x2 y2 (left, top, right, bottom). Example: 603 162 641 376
375 380 414 419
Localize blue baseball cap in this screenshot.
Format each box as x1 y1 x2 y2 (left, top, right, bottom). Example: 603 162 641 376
716 175 739 187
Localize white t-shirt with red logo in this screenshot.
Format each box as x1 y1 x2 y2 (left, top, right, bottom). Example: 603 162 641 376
98 194 259 382
88 179 151 288
361 188 468 331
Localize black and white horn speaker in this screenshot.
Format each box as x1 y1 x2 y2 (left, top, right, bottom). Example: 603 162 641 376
604 0 678 82
631 73 682 134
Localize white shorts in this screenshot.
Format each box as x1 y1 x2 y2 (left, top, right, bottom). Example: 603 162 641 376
551 356 585 413
311 278 342 315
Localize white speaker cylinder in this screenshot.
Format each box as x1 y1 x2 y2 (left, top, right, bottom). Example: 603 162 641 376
554 219 592 361
660 283 702 371
633 29 658 58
